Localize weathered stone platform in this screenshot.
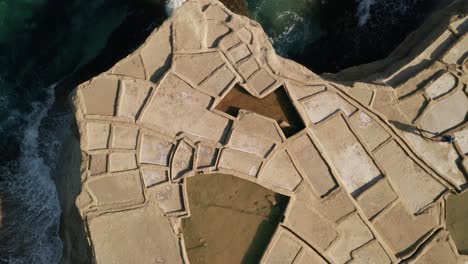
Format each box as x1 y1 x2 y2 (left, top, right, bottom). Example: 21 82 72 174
69 0 468 262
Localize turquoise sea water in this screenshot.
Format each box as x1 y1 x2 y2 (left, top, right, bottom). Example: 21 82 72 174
247 0 321 57
0 0 437 262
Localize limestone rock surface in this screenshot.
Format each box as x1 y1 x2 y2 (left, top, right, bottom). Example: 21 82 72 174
68 0 468 263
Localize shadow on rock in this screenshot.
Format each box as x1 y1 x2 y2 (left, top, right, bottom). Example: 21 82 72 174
56 123 92 264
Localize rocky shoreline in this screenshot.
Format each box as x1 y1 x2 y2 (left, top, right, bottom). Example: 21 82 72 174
57 0 467 263
324 0 467 83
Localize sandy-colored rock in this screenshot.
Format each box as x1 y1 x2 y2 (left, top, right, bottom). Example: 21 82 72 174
219 32 242 51
117 80 152 119
287 83 326 101
325 213 374 263
462 158 468 174
205 20 231 48
173 52 225 86
112 53 146 80
109 152 137 172
79 78 118 116
409 230 459 264
442 33 468 65
371 87 407 123
356 178 398 219
373 201 441 256
247 68 278 96
89 154 107 176
313 114 381 195
394 62 445 98
228 43 252 63
139 134 174 166
236 111 284 143
218 148 262 177
450 15 468 34
170 140 194 181
141 166 168 187
111 124 138 150
173 1 204 51
195 143 218 168
238 57 260 80
283 199 337 251
198 64 235 96
315 188 356 223
424 72 458 99
349 111 390 151
302 91 356 123
140 73 210 128
262 226 328 264
446 191 468 255
403 131 466 187
228 129 275 157
293 249 327 264
349 240 392 264
140 73 230 142
151 182 185 214
262 228 302 263
259 149 302 191
374 140 446 213
237 27 253 44
87 205 183 264
186 110 231 142
454 128 468 155
349 84 374 106
385 29 457 86
68 0 468 263
204 4 230 21
87 171 144 207
140 22 171 81
398 93 427 122
418 90 468 135
289 133 336 197
86 122 110 150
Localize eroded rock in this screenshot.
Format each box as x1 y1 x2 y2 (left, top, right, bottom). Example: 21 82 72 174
67 0 468 263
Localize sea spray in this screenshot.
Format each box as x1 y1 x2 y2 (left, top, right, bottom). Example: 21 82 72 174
356 0 417 27
0 85 66 264
247 0 320 57
165 0 186 15
356 0 376 26
0 1 165 263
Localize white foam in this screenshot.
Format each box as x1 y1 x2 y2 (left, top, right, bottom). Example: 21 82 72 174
271 10 308 56
0 84 67 263
165 0 185 16
356 0 375 26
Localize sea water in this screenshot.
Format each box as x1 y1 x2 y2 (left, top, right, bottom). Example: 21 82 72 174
247 0 321 57
247 0 436 73
0 1 129 262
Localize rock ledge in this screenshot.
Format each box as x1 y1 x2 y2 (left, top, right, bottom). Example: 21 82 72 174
67 0 468 263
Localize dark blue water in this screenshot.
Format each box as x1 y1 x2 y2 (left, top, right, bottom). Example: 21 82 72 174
0 1 166 262
0 0 437 262
247 0 437 73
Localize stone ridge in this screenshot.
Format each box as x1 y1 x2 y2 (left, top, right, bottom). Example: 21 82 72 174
70 0 468 263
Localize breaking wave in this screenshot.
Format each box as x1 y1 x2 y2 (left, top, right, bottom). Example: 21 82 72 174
165 0 186 16
356 0 376 26
0 85 71 264
246 0 320 58
356 0 417 27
